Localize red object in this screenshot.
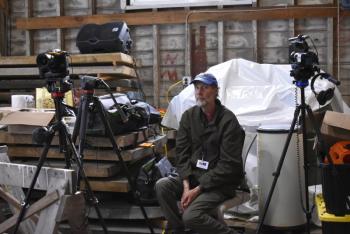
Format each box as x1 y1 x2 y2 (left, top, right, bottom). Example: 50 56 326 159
326 141 350 164
191 26 207 78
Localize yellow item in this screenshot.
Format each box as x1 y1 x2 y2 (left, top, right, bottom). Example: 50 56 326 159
316 194 350 222
36 87 74 109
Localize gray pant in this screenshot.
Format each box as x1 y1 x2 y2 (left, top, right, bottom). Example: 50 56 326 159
155 176 236 234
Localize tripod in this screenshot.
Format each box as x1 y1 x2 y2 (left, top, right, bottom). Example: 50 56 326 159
13 80 108 234
255 80 330 234
71 75 155 234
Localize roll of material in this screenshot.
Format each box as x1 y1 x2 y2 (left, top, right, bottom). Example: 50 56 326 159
11 95 35 108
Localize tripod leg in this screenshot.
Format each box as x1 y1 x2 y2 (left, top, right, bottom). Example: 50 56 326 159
302 105 331 234
72 95 84 144
74 95 91 188
54 97 72 169
58 126 72 169
256 105 301 234
94 98 155 234
13 131 55 234
305 106 328 161
300 102 312 234
61 123 109 234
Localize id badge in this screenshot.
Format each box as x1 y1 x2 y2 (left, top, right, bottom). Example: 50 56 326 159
196 159 209 170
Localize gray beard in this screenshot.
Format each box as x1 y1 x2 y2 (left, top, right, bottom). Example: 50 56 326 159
196 99 207 107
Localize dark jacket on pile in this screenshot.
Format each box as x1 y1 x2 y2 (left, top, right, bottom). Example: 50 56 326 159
176 99 244 197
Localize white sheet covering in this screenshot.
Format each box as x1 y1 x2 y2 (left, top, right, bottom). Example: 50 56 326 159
162 58 340 130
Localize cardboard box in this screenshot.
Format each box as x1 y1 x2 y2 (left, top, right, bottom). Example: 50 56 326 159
0 110 55 134
321 111 350 148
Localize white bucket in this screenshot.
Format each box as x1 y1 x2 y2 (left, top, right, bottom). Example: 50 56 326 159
257 124 306 228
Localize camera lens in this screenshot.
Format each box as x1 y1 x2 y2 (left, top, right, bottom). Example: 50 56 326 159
36 53 49 66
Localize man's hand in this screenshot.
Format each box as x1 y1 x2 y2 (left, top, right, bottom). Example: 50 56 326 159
180 185 201 210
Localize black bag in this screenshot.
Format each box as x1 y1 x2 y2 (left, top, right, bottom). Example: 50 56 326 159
87 93 158 136
76 22 132 54
135 155 176 205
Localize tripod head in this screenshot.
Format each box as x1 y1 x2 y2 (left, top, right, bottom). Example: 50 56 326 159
80 75 107 91
289 35 319 87
288 34 340 105
79 75 129 123
36 49 73 95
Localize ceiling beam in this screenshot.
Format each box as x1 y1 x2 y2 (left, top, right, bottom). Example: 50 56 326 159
16 6 345 30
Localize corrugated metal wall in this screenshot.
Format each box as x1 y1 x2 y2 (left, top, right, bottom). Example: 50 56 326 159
5 0 350 107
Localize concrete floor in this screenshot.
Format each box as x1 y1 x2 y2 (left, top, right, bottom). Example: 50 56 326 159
226 220 322 234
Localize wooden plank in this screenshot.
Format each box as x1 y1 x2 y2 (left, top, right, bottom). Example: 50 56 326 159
56 0 65 51
0 128 150 148
71 53 134 67
0 162 75 192
17 160 122 178
217 5 224 64
77 162 120 178
80 177 129 192
35 181 69 234
153 9 160 108
16 6 340 30
0 187 39 223
0 52 134 66
0 190 59 234
0 10 7 56
88 200 163 219
24 0 33 56
7 134 167 161
0 79 46 89
185 6 191 76
55 192 88 233
85 129 150 148
327 18 333 74
89 0 96 15
0 65 136 78
0 79 140 90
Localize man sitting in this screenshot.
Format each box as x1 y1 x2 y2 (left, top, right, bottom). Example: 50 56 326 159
156 73 244 234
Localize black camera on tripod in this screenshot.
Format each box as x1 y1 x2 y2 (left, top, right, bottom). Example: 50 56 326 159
289 35 319 82
36 49 72 93
37 49 69 81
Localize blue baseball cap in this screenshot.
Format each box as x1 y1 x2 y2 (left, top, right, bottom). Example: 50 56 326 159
190 73 218 87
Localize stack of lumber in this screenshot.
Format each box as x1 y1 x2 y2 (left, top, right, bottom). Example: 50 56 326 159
0 52 142 105
0 126 166 193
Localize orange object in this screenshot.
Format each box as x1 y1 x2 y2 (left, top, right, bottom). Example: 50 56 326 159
139 142 154 148
326 141 350 164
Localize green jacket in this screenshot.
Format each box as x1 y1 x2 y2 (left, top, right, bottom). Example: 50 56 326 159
176 100 244 196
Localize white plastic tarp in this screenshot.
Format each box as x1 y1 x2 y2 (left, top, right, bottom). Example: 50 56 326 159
162 58 342 130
